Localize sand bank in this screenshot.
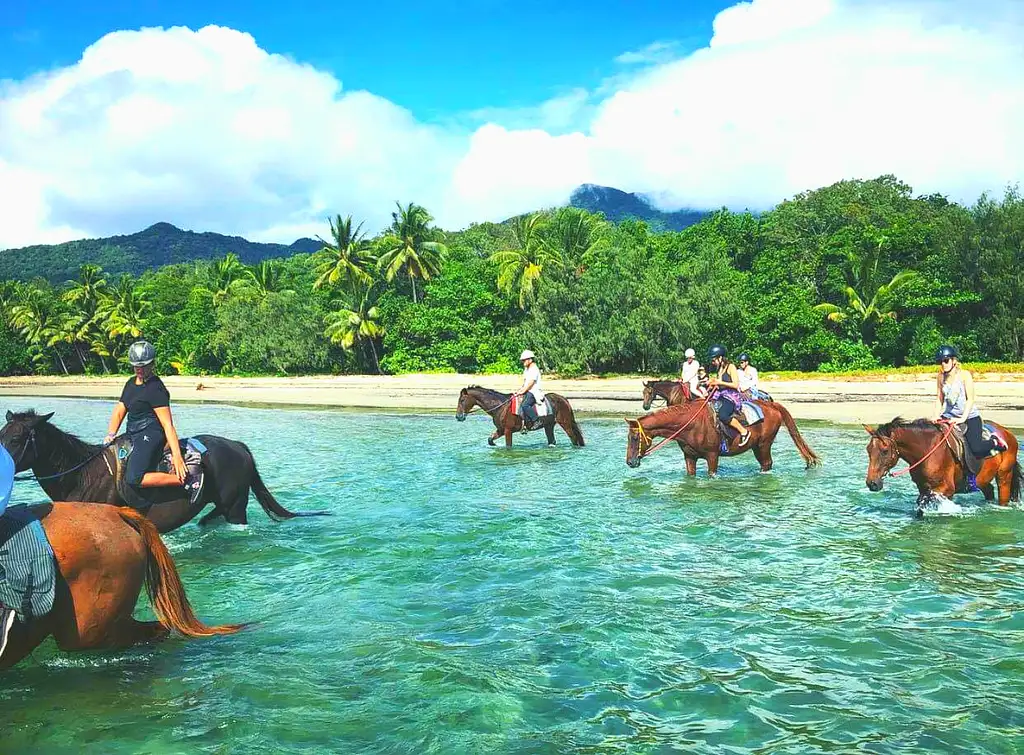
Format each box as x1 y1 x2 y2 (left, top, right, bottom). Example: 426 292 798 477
1 373 1022 430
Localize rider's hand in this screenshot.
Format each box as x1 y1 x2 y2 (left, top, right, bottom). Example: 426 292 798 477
103 433 115 445
171 455 187 482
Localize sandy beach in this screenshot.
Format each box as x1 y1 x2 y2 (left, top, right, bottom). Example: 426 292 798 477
1 372 1022 430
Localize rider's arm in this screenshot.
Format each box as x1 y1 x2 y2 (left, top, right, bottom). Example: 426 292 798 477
153 406 187 480
934 373 945 419
105 402 127 443
959 370 977 424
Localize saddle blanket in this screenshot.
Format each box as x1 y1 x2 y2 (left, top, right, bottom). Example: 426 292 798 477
946 422 999 479
510 395 552 418
713 400 764 427
115 436 207 509
0 506 56 621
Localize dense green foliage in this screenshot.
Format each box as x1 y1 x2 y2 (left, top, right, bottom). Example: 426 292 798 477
0 222 320 283
0 176 1021 377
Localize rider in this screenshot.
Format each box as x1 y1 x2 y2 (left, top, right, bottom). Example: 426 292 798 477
104 340 200 506
694 367 710 398
933 345 1008 456
737 353 761 399
707 345 750 445
0 444 15 659
517 349 545 429
681 348 701 395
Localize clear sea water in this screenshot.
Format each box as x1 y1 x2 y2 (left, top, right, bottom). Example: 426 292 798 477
2 397 1023 753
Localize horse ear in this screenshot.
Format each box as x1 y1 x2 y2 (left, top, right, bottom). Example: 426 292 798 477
623 418 636 426
863 425 876 436
4 410 12 422
36 412 54 425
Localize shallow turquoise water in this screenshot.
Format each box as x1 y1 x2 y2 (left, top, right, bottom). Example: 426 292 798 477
2 397 1023 753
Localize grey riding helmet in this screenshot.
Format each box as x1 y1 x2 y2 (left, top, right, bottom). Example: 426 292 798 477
127 340 156 366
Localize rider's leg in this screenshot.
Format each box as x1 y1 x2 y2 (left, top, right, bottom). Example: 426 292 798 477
521 393 537 424
965 415 1001 456
126 430 177 491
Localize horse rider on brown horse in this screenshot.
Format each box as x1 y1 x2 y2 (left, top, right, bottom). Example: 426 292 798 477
517 350 545 430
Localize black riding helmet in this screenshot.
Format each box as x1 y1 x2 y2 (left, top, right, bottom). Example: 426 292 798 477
934 345 959 364
737 353 750 363
708 345 727 360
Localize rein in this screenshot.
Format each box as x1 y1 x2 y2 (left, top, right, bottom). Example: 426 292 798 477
464 394 514 417
13 430 114 483
637 393 713 458
887 421 955 478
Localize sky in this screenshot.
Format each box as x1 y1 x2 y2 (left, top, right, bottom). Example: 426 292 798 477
1 0 1022 248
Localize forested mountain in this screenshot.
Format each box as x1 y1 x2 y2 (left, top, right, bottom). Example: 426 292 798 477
570 184 709 231
0 222 320 282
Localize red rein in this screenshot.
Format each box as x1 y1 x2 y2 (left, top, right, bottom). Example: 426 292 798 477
639 394 714 457
888 421 956 477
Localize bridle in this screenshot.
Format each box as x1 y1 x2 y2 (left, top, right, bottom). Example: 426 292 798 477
9 423 114 483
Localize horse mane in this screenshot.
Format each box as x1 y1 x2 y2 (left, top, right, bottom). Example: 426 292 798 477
13 409 99 465
466 385 511 402
874 417 937 437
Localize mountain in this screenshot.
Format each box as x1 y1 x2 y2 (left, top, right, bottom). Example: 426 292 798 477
0 222 322 283
569 184 709 231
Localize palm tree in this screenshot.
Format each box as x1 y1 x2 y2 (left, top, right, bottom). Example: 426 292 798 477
377 202 448 303
313 215 375 293
98 275 151 340
10 287 68 373
61 264 109 371
489 213 564 309
245 260 295 299
209 253 246 304
547 207 606 275
324 287 385 373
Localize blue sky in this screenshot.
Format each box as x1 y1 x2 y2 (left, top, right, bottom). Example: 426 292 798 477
2 0 731 120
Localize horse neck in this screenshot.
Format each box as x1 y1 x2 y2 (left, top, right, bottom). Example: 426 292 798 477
656 382 678 402
34 424 98 499
890 426 942 466
469 388 509 411
641 406 700 439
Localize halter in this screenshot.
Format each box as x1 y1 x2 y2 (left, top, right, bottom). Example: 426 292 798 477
886 421 956 478
11 425 114 483
632 393 714 459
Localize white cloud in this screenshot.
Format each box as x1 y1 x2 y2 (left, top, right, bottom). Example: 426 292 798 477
614 41 681 65
0 1 1022 250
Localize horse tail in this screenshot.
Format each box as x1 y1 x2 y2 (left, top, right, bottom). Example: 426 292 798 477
247 450 332 520
1011 460 1022 502
117 508 244 637
557 395 585 447
774 403 821 468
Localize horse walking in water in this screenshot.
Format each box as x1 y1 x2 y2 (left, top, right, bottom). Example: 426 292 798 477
864 417 1022 516
0 410 329 533
625 396 820 475
455 386 585 448
1 502 242 670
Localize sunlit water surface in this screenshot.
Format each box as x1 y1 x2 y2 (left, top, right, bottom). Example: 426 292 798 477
2 398 1023 753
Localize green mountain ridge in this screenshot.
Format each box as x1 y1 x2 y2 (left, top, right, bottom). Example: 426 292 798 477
569 184 710 230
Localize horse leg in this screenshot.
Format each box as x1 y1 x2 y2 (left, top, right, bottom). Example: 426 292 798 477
996 464 1013 506
706 452 720 478
487 430 500 447
505 429 513 449
752 442 773 473
981 482 995 502
0 616 54 670
544 422 556 447
683 451 698 477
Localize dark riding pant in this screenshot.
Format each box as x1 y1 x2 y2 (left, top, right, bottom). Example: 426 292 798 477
964 415 997 457
521 393 538 423
125 426 166 487
717 396 737 424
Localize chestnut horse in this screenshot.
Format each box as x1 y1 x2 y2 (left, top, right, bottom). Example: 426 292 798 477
0 410 329 533
641 379 691 410
625 395 820 475
864 417 1022 516
455 386 585 448
1 502 242 670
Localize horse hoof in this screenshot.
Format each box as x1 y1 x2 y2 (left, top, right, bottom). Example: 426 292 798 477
487 438 495 446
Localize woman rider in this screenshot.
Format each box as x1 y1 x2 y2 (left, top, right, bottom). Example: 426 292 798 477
707 345 750 445
104 340 200 507
933 345 1008 456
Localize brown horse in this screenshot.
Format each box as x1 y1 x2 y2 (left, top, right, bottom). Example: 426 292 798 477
1 502 243 670
0 410 329 532
641 379 690 410
455 386 585 448
864 417 1022 516
625 395 820 475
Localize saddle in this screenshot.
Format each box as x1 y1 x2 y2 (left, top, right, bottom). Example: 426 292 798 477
112 436 208 510
510 395 553 423
0 506 56 623
710 400 765 450
944 422 999 491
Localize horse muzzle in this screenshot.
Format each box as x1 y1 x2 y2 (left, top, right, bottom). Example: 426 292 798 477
455 413 466 422
866 477 884 492
626 457 641 469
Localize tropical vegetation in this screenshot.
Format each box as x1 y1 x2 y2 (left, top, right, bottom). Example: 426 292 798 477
0 177 1021 377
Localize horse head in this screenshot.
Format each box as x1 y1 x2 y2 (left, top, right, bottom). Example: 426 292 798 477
455 387 472 421
0 409 55 471
864 424 900 491
624 418 649 468
641 382 655 411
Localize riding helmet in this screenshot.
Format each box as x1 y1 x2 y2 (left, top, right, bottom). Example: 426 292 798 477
934 345 959 364
707 345 727 360
737 353 750 363
127 340 156 367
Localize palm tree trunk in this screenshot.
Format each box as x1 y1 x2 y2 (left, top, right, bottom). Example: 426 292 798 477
411 275 418 304
74 343 88 372
55 348 69 375
368 339 381 374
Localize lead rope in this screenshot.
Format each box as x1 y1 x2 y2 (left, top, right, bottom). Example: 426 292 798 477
888 421 956 477
638 393 714 457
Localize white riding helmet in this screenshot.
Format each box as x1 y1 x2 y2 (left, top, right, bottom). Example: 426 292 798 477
519 349 535 361
685 348 696 358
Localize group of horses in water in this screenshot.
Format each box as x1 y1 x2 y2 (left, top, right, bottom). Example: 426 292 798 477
1 376 1020 670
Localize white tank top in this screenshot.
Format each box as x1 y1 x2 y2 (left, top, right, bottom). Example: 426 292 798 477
941 373 980 419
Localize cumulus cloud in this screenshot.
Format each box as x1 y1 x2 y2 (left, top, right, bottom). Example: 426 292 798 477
614 41 681 65
1 0 1022 249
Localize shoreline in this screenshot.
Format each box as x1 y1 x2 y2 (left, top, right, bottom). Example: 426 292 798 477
1 373 1023 430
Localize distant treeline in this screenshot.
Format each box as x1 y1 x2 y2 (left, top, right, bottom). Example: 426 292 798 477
0 175 1021 377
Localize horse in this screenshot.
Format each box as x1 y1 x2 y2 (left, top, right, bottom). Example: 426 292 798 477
455 386 585 448
625 394 820 475
864 417 1022 516
641 379 690 410
0 410 330 533
1 502 242 670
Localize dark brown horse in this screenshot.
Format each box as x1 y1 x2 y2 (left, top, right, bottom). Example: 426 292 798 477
641 379 691 410
0 410 329 533
455 386 585 448
1 502 242 670
625 395 820 475
864 417 1022 516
